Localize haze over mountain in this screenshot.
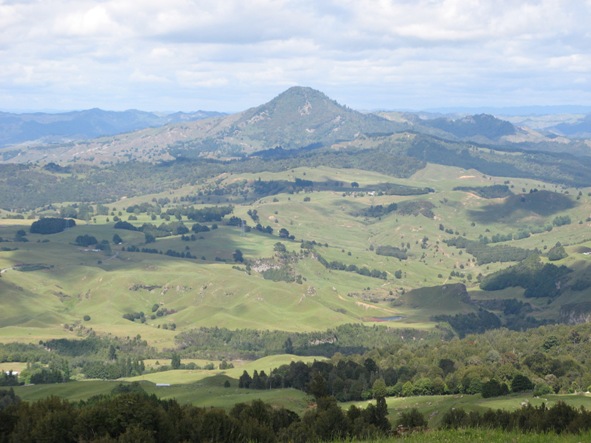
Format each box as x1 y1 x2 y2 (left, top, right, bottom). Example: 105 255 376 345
1 86 590 167
0 108 224 148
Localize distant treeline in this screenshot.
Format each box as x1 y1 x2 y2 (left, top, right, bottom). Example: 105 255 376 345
238 358 392 401
375 245 408 260
432 309 502 338
175 324 429 359
315 252 388 280
444 236 534 264
0 387 395 442
354 203 398 218
442 401 591 435
453 184 513 199
4 323 591 402
252 178 432 198
2 388 590 441
480 254 572 298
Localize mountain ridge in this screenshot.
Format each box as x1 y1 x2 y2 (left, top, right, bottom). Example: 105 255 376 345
2 86 590 166
0 108 225 148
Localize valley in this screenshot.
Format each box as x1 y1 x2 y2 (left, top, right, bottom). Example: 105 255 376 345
2 162 590 346
2 87 591 441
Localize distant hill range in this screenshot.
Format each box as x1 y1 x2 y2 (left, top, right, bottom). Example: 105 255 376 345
550 114 591 138
0 108 225 148
1 86 591 166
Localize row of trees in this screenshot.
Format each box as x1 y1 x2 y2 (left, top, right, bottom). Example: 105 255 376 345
186 322 591 401
4 323 591 398
0 388 392 442
315 253 388 280
3 389 590 441
444 236 533 264
442 401 591 435
237 356 542 402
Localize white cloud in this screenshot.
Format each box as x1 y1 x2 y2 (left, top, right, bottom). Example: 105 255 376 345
1 0 590 111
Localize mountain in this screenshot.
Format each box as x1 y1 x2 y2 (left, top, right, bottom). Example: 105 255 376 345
549 114 591 138
420 113 516 140
424 105 591 116
0 108 225 148
2 86 591 166
166 86 409 159
1 86 409 163
224 86 406 150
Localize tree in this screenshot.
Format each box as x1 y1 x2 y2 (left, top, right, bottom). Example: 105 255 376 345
144 232 156 244
308 372 329 400
75 234 98 247
108 345 117 361
239 371 252 388
233 249 244 263
283 337 294 354
397 407 426 430
481 379 509 398
438 358 456 377
547 242 568 261
511 374 533 392
112 233 123 244
171 353 181 370
372 378 387 399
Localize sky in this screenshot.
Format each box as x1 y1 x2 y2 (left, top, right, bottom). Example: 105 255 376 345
1 0 591 113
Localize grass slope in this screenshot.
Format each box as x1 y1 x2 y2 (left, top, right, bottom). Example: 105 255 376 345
1 164 590 346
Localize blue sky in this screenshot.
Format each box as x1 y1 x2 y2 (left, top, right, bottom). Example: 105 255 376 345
1 0 590 112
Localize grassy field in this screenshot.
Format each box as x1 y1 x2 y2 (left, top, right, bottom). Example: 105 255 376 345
377 429 591 443
1 163 590 346
124 354 325 384
12 354 325 412
13 377 313 413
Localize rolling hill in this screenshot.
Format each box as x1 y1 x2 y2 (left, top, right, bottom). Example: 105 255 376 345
0 108 224 149
1 87 591 350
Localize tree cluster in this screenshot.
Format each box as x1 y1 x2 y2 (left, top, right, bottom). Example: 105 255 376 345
442 401 591 435
375 245 408 260
480 254 572 298
0 389 391 442
444 236 533 264
356 203 398 218
316 253 387 280
453 185 513 199
239 359 396 402
432 309 502 338
30 217 76 234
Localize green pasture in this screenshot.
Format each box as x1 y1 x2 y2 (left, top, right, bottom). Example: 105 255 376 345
12 376 311 413
125 354 325 384
1 164 591 346
383 429 591 443
12 354 325 411
0 361 27 373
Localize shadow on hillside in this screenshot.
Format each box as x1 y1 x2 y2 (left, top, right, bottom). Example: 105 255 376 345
468 190 576 224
